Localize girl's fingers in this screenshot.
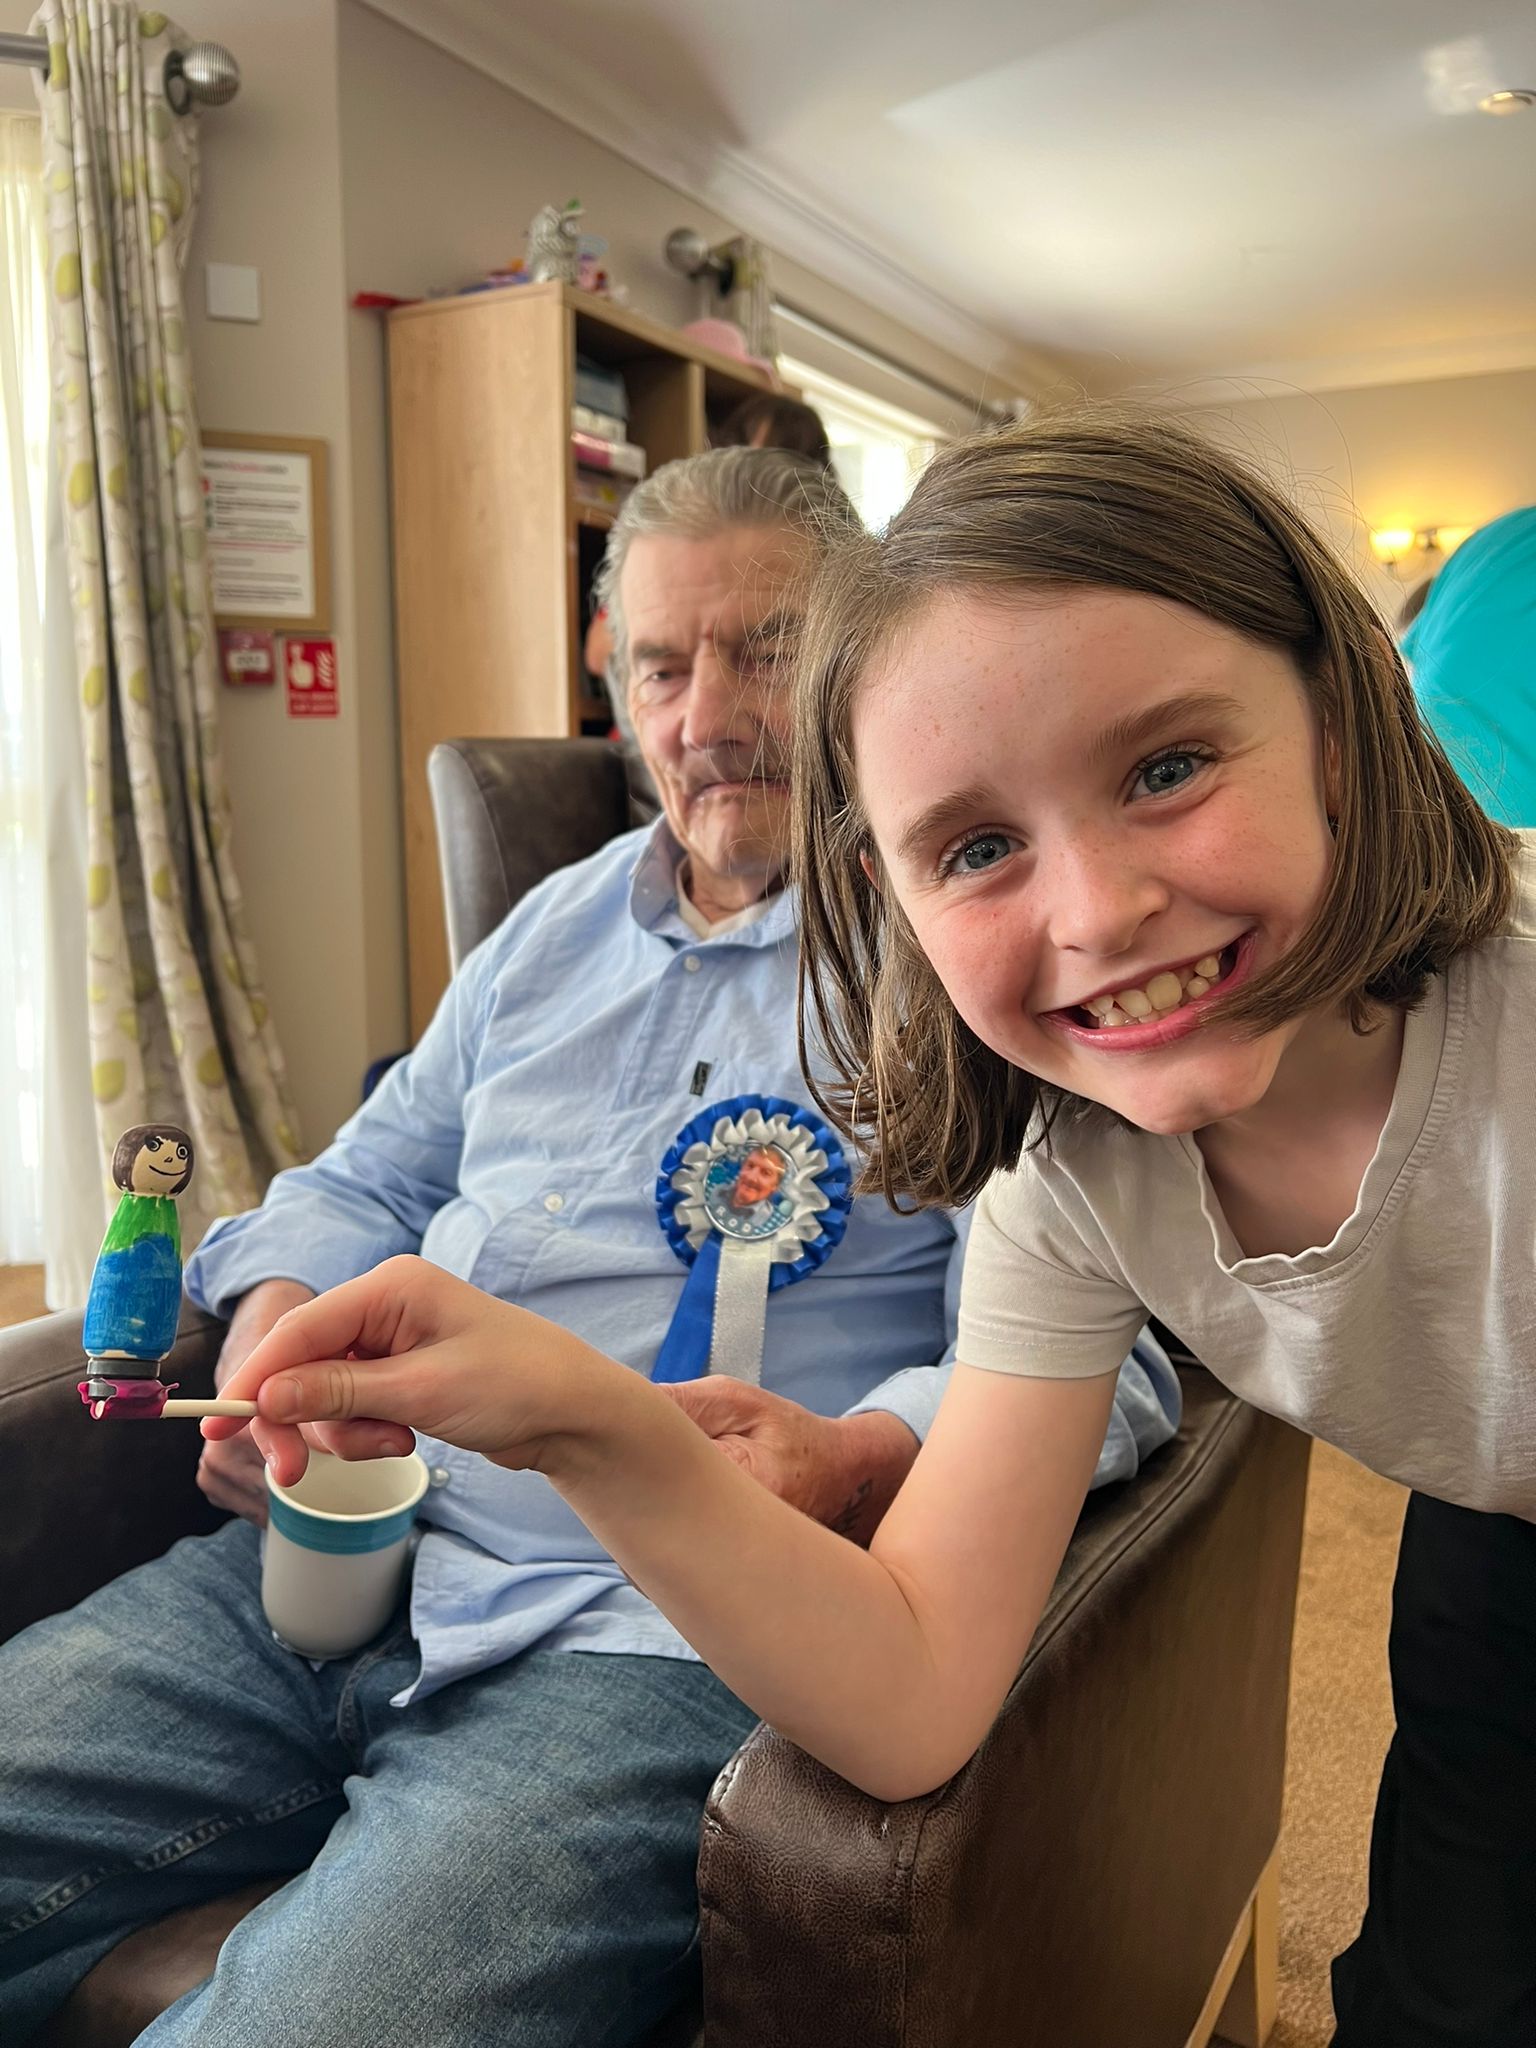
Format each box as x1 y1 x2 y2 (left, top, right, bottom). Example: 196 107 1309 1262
309 1417 417 1462
202 1410 414 1482
216 1260 433 1407
250 1415 309 1488
253 1351 448 1434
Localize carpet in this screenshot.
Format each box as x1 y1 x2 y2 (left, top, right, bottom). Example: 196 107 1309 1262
1269 1442 1404 2046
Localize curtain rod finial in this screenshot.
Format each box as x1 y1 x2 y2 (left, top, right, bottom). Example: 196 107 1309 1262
164 42 240 114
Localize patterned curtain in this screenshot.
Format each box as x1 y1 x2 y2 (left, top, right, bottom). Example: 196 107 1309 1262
32 0 303 1245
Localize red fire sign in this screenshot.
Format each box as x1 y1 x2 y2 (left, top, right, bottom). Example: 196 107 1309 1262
284 637 338 718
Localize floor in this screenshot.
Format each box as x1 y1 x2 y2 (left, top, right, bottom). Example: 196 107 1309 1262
0 1264 1401 2042
0 1262 47 1328
1269 1442 1404 2046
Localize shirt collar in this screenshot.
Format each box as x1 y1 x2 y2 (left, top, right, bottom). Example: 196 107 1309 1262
627 818 796 947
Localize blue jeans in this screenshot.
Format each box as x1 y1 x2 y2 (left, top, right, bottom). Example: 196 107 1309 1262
0 1520 759 2047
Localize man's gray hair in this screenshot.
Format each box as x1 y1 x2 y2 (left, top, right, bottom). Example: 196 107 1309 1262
593 446 860 696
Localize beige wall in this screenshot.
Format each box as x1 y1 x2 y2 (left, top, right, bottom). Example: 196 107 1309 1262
179 0 393 1154
1183 369 1536 619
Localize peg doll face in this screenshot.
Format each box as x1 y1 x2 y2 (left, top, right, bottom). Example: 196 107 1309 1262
112 1124 194 1197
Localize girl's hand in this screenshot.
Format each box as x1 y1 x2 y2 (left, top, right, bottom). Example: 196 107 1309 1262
200 1255 622 1488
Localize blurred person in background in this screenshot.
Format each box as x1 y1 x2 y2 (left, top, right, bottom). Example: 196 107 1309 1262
1403 507 1536 825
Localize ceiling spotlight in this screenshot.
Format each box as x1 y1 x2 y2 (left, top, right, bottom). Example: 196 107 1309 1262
1478 88 1535 114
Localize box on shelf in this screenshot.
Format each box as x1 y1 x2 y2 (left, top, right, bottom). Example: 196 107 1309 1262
573 356 628 422
572 470 635 516
571 429 647 480
572 402 628 443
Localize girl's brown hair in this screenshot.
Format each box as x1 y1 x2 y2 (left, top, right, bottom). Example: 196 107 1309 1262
794 404 1517 1210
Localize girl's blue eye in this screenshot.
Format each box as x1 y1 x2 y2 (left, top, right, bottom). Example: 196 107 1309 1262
1136 750 1204 797
955 834 1011 873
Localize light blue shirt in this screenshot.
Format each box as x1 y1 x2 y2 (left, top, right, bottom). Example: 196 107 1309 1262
187 825 1180 1703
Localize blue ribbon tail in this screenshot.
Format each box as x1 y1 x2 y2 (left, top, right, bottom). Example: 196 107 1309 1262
650 1233 722 1384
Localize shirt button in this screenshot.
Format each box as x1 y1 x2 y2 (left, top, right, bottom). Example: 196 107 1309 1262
683 954 701 972
429 1466 450 1489
542 1192 565 1213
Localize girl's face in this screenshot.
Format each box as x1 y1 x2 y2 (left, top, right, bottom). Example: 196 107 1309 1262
853 586 1337 1138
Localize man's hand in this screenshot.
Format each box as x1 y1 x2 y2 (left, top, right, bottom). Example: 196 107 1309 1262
658 1376 919 1546
196 1279 317 1523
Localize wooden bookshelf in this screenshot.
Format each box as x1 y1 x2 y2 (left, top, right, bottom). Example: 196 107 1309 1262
388 282 779 1035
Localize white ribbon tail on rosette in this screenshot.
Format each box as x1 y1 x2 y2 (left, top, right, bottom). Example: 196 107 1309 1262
708 1236 776 1383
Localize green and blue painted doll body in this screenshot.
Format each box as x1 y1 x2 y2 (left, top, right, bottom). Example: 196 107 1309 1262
82 1126 194 1368
82 1192 183 1361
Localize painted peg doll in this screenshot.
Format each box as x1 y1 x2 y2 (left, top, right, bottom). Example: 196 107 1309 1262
79 1124 194 1419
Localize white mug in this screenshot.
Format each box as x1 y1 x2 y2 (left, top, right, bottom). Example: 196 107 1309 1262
261 1450 429 1660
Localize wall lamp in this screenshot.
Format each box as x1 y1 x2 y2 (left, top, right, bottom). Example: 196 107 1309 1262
1369 525 1475 571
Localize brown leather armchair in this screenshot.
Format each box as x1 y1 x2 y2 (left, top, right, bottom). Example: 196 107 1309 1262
1 739 1308 2047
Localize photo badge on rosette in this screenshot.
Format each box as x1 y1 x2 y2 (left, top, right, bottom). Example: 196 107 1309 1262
652 1094 852 1385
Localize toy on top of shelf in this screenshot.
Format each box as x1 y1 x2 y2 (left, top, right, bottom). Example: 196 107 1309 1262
526 198 584 284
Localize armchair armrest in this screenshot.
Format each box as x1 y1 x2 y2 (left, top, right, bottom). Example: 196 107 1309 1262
695 1370 1310 2048
0 1299 229 1644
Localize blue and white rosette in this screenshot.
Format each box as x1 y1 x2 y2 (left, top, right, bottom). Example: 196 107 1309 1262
652 1094 852 1385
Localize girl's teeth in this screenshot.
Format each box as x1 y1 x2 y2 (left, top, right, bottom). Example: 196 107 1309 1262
1146 972 1184 1012
1085 948 1232 1027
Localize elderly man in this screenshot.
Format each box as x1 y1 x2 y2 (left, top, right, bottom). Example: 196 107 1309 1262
0 449 1178 2048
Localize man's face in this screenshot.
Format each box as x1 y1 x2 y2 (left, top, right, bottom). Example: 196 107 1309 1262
732 1146 786 1208
621 524 809 907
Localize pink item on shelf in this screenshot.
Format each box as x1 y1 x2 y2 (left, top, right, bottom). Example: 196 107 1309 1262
680 320 775 377
571 430 647 480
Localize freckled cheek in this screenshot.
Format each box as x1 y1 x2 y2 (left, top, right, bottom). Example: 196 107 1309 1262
1175 796 1326 913
919 910 1033 1030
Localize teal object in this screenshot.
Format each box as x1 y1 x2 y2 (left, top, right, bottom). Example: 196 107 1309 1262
267 1492 422 1555
1404 506 1536 826
82 1193 182 1361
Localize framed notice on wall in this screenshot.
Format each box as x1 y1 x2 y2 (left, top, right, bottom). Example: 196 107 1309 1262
201 431 331 632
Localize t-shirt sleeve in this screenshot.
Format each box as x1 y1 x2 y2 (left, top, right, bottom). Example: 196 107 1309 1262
958 1158 1149 1380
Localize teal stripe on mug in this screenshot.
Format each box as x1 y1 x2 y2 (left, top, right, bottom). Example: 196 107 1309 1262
268 1494 419 1555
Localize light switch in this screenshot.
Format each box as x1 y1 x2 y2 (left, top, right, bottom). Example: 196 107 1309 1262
205 262 261 322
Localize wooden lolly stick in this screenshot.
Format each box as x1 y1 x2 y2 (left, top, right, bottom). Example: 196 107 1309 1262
158 1398 259 1418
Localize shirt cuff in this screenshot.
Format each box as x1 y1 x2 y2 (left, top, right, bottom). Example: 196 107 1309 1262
842 1360 953 1444
184 1210 399 1322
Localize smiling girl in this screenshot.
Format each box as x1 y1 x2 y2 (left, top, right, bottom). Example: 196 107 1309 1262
217 410 1531 2044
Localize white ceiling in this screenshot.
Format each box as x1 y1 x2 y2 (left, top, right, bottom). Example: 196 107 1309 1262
378 0 1536 397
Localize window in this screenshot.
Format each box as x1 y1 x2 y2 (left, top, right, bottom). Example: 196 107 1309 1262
0 112 51 1259
778 356 945 531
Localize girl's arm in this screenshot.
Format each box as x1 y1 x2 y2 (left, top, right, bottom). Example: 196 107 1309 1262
560 1354 1116 1799
212 1257 1117 1801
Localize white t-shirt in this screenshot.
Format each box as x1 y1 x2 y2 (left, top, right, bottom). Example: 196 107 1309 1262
959 834 1536 1519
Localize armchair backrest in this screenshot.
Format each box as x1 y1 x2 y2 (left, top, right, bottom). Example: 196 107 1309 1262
427 738 636 967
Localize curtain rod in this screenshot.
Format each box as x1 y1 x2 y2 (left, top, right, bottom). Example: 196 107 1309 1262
0 33 48 67
774 299 1014 425
0 30 240 109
